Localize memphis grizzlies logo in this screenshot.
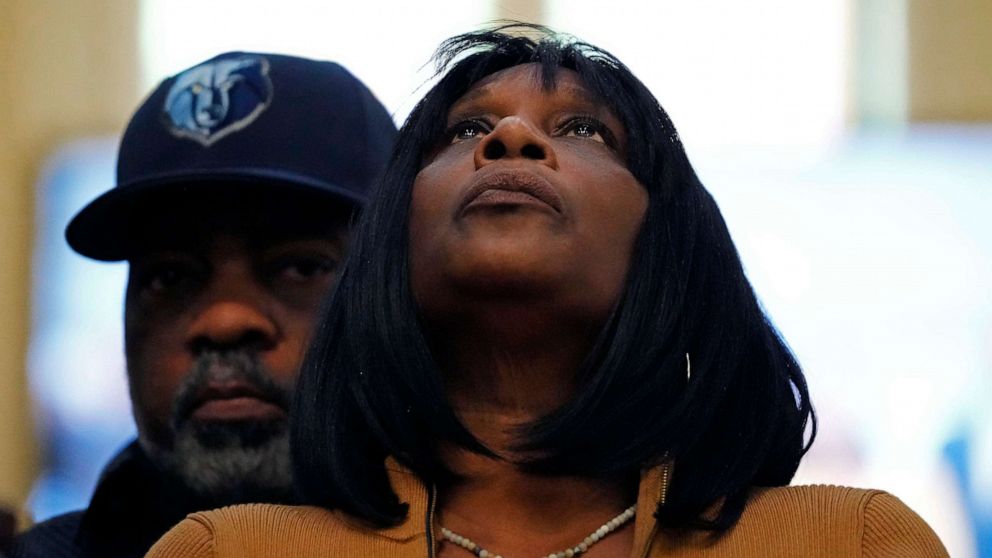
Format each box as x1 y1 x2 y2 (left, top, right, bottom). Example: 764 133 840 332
162 55 273 146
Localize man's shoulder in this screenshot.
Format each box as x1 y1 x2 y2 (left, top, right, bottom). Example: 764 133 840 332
10 441 176 558
9 510 86 558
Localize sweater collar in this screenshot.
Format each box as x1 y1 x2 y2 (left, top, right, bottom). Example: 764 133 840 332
378 457 670 556
364 457 432 542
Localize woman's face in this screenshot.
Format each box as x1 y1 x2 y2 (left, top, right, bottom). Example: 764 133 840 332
409 63 648 325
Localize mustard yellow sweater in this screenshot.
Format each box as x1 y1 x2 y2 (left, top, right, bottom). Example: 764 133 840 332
146 461 947 558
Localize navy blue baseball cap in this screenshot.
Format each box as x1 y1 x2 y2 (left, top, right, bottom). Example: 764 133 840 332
66 51 398 261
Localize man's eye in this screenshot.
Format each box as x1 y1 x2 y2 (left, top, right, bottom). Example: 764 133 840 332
274 257 337 283
447 119 490 143
136 264 193 294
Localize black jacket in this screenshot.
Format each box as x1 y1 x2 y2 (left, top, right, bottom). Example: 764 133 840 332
10 441 215 558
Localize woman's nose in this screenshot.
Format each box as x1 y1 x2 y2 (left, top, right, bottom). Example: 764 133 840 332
474 116 559 170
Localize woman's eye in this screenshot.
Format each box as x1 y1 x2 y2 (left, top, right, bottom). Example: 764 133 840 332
447 120 490 143
562 119 607 143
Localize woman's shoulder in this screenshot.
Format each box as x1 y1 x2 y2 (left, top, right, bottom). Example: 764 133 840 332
177 502 342 537
146 503 426 558
654 485 947 557
737 485 948 557
145 504 335 558
748 483 895 512
746 484 925 523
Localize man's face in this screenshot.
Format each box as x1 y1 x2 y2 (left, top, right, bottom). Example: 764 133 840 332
123 196 346 504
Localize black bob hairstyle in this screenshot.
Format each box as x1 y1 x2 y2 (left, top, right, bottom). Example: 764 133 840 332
292 24 816 532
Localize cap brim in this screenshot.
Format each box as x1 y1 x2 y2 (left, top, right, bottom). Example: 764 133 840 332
66 171 365 261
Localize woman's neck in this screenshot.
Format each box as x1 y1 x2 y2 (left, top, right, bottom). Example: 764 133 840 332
437 447 635 558
435 304 600 429
432 315 635 558
444 346 583 431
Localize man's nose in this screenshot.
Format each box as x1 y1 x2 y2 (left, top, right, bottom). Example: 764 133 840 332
185 286 278 354
474 116 559 170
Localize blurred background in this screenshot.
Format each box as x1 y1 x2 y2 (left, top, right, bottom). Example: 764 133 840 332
1 0 989 555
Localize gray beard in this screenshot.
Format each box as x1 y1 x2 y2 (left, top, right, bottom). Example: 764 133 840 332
137 350 296 506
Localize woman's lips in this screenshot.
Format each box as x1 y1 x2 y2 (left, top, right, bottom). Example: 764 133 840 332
460 168 563 215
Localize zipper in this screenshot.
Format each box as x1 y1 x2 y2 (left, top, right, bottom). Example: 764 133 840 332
638 462 670 558
659 462 671 506
426 483 438 558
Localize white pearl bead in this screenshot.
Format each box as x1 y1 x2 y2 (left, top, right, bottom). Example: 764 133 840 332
439 503 635 558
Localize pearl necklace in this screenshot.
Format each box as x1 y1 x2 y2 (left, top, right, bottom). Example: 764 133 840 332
439 504 636 558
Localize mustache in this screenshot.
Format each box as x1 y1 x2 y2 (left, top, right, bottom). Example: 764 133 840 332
171 350 291 429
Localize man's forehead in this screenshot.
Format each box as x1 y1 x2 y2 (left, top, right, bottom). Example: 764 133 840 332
136 223 339 253
124 192 350 258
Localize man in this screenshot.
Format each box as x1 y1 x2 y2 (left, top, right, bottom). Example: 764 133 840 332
11 51 396 558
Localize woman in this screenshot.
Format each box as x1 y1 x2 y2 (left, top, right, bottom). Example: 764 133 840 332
148 25 946 558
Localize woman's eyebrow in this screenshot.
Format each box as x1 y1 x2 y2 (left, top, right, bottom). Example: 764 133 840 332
448 80 610 121
451 85 492 109
555 84 608 111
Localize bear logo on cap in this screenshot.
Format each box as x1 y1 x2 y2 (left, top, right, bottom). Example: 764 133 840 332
163 54 273 146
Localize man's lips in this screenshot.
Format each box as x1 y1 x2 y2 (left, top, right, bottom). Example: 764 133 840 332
459 168 563 215
188 383 287 422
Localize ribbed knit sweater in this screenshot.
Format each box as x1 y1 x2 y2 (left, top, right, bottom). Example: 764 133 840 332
147 461 948 557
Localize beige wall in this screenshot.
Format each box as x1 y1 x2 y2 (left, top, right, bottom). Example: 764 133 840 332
852 0 992 124
909 0 992 121
0 0 138 516
493 0 545 24
0 0 34 515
